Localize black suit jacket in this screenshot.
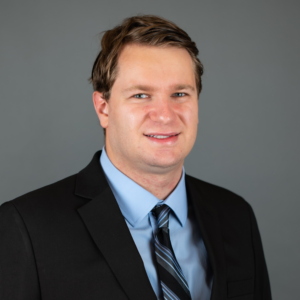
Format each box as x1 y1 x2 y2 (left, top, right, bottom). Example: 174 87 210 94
0 150 272 300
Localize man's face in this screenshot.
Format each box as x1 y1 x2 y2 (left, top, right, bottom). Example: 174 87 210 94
95 44 199 174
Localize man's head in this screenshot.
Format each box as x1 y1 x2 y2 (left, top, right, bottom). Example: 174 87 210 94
92 15 203 176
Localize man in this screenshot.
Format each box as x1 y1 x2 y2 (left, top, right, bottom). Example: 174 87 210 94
0 15 271 300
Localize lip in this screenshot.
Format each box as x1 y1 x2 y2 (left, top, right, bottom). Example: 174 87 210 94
143 132 179 136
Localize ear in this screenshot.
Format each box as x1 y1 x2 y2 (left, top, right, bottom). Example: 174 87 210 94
93 91 109 129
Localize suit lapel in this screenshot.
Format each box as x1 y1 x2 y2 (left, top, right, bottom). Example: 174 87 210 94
75 151 156 300
185 175 227 300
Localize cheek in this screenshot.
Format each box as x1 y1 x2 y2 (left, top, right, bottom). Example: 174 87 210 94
111 105 146 134
180 103 198 127
142 105 151 115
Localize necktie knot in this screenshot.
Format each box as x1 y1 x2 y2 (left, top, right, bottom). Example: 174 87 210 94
152 204 171 229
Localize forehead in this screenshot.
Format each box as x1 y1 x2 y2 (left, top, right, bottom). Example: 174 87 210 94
113 43 196 90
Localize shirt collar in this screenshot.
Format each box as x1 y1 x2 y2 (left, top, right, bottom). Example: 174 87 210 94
100 147 188 228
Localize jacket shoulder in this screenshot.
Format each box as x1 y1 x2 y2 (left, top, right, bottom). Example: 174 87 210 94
1 174 78 212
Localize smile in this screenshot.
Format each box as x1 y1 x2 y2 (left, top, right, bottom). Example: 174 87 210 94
145 134 177 139
143 133 180 143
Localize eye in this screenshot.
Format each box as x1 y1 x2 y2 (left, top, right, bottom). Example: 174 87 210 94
173 92 186 97
134 93 148 99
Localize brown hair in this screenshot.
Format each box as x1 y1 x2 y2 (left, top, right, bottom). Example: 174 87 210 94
89 15 204 100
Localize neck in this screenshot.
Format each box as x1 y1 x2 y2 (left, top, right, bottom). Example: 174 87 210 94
105 148 183 200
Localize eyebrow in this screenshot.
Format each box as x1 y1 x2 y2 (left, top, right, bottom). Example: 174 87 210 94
124 85 155 93
174 84 195 91
123 84 195 93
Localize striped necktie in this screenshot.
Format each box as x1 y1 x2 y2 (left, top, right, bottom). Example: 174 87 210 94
152 204 192 300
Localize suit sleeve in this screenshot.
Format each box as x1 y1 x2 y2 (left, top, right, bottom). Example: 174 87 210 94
248 204 272 300
0 201 40 300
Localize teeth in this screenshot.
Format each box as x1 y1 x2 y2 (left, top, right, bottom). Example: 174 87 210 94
147 135 172 139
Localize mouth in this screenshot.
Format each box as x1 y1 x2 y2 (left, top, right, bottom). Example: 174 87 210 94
144 133 179 139
143 133 180 143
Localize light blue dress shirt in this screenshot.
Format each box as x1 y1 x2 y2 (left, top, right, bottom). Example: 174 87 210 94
100 147 213 300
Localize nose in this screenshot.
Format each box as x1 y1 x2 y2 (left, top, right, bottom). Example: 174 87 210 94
148 97 176 125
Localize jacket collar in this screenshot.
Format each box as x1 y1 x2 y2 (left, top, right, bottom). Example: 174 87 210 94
75 150 157 300
75 150 107 199
185 174 227 300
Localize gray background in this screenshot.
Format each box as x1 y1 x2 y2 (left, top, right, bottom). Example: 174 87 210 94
1 0 299 299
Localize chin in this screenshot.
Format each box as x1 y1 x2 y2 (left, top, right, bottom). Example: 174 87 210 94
143 153 183 170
